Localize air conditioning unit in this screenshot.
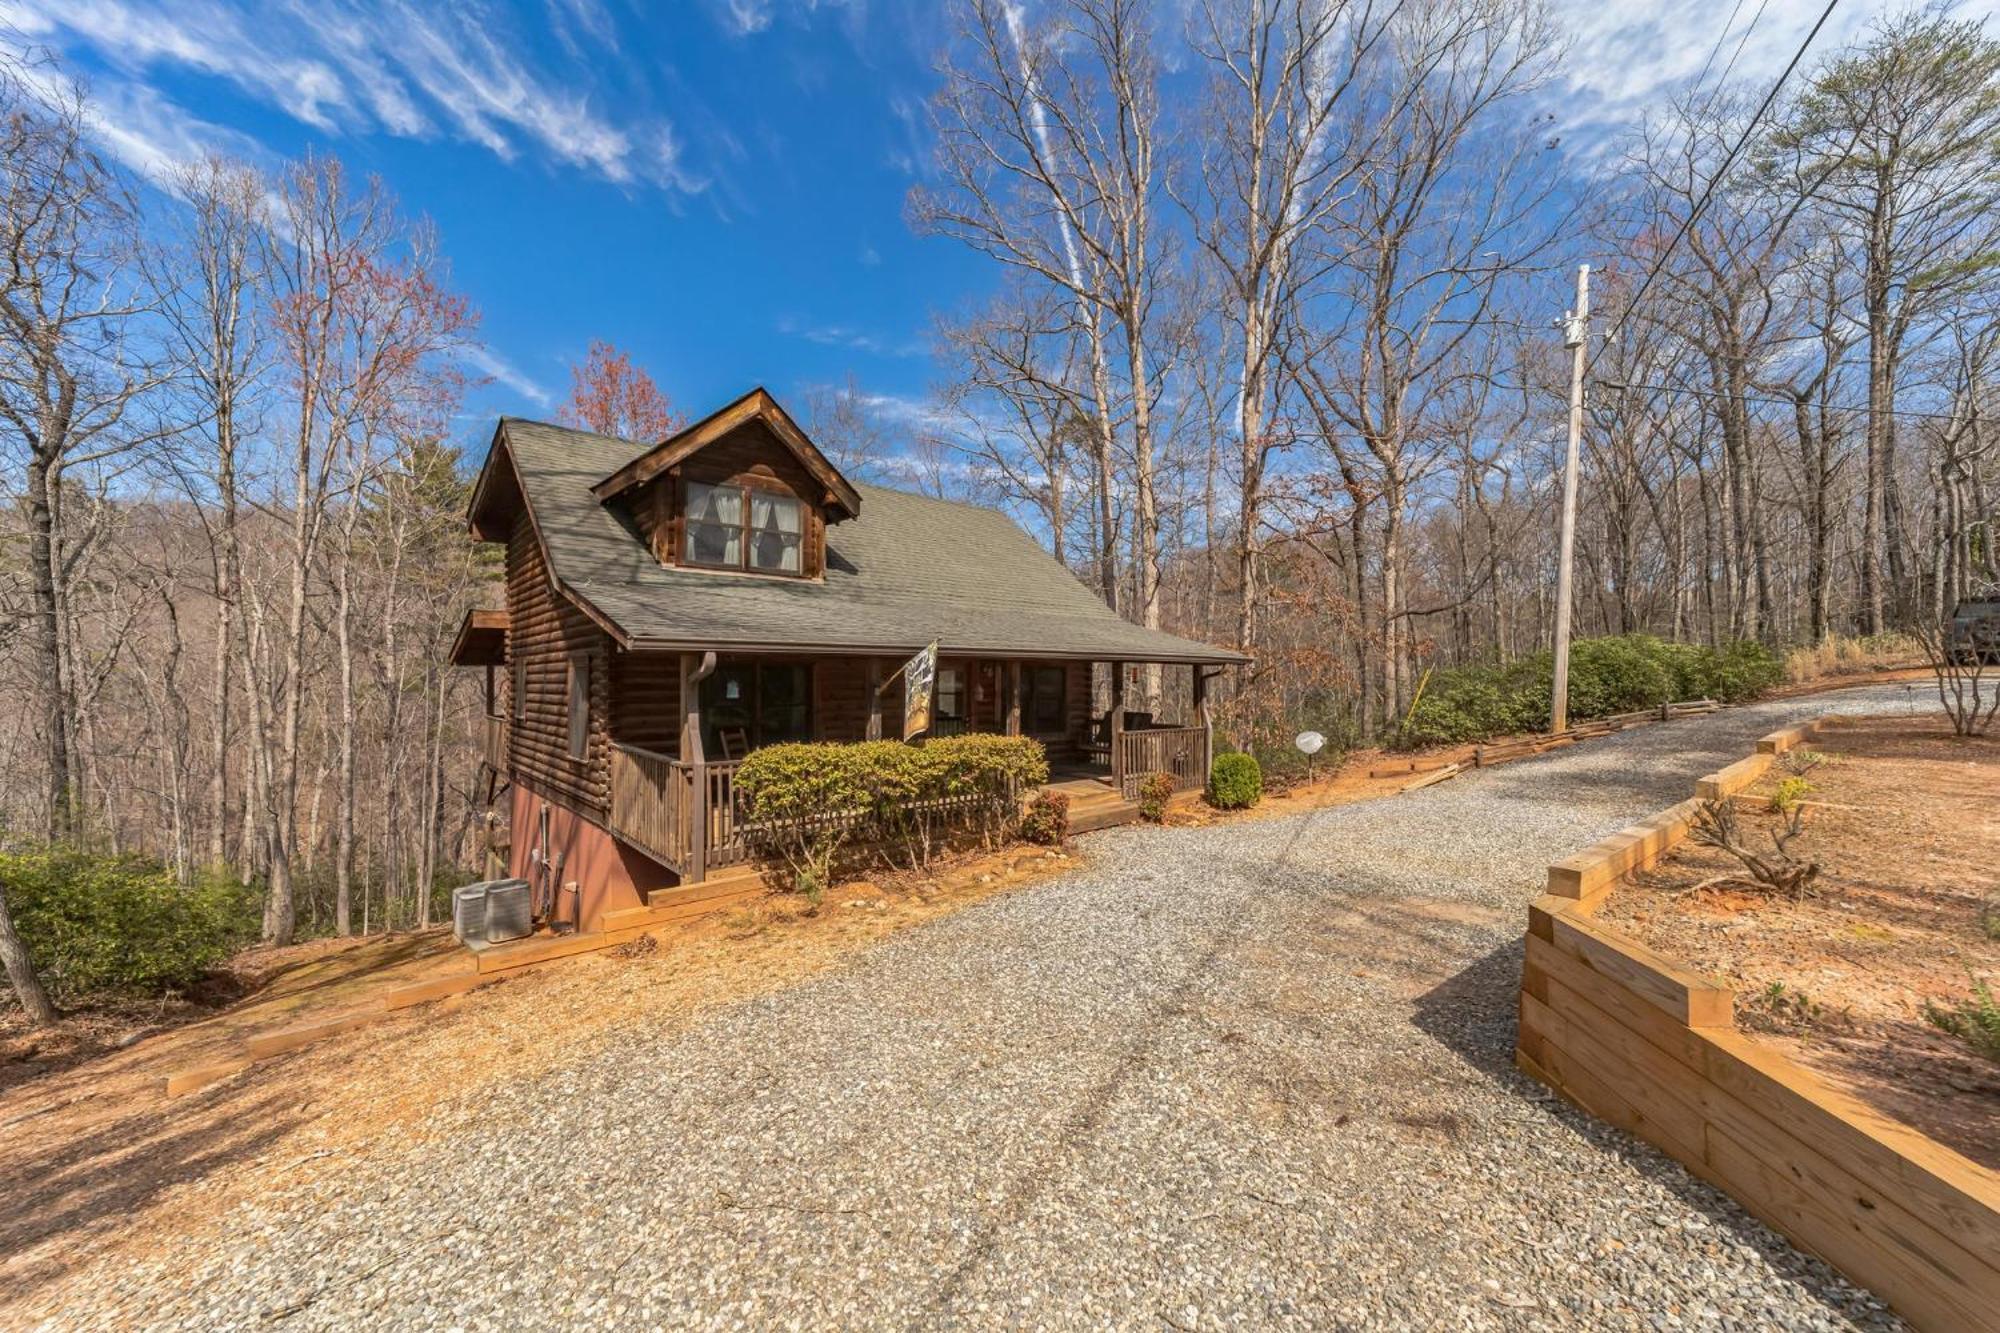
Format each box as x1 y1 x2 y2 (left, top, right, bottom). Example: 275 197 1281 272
453 878 532 946
483 879 532 943
451 882 490 944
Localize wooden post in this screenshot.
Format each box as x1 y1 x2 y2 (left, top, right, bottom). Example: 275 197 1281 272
1193 663 1212 787
680 651 715 883
866 658 884 741
1109 660 1127 797
1005 661 1022 736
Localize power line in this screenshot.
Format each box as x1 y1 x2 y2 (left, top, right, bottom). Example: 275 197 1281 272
1592 0 1842 361
1593 377 1974 423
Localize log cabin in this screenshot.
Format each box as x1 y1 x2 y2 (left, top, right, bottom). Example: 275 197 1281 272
449 387 1248 930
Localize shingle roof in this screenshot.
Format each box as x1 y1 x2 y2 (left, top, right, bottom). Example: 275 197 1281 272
489 416 1248 665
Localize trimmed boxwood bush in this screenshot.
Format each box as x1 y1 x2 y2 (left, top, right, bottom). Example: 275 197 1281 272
1208 752 1262 809
734 734 1050 894
1393 635 1784 750
3 846 258 1003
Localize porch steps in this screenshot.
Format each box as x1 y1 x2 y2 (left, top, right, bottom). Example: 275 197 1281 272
1067 792 1141 833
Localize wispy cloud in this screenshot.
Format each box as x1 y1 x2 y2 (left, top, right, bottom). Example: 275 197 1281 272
464 344 555 409
778 315 925 357
2 0 708 192
718 0 774 36
1543 0 2000 146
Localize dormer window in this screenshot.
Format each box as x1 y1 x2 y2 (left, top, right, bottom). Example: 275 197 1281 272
684 480 804 575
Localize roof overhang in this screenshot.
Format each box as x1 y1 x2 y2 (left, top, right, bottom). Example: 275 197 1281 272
611 632 1249 667
589 387 862 519
465 421 524 542
448 608 509 666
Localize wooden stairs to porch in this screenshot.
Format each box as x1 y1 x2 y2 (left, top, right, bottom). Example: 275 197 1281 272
1065 787 1141 833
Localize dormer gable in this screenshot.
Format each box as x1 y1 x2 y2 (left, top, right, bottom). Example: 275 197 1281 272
591 388 859 581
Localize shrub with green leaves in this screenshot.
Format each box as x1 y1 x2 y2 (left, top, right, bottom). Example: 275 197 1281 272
1137 772 1174 823
1769 776 1812 814
735 735 1050 889
1393 635 1785 750
3 846 258 1004
1208 752 1262 809
1924 978 2000 1063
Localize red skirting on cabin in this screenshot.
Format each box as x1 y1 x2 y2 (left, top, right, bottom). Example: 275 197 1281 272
506 777 677 932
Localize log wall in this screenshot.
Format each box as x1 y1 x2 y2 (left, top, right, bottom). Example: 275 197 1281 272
505 512 612 816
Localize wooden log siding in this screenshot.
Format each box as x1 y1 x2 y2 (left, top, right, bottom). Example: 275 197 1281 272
506 511 612 815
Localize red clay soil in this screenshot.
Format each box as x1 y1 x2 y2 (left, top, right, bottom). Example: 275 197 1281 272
1596 715 2000 1169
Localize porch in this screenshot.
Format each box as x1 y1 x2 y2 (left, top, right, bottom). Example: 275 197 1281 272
604 653 1221 882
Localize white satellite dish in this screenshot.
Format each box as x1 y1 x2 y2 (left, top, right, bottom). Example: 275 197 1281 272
1295 730 1326 782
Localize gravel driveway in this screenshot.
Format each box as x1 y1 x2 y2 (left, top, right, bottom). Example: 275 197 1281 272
73 685 1933 1330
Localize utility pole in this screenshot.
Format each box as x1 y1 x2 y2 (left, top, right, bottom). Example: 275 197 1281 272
1551 263 1589 733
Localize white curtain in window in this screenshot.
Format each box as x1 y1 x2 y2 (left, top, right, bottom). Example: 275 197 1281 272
749 492 803 572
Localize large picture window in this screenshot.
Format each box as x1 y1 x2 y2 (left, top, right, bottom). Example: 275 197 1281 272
684 481 804 575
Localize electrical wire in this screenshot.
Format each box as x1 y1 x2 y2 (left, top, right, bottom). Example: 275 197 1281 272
1591 0 1843 362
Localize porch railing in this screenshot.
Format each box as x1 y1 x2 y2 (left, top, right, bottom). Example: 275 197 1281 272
609 743 684 870
608 745 753 878
1116 725 1208 799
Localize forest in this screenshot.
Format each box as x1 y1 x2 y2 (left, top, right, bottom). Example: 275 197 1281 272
2 2 1996 1018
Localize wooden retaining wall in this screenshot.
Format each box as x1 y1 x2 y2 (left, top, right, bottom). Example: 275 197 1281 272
1515 716 2000 1331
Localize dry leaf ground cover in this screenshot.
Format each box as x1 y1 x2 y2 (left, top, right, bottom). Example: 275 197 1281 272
1596 715 2000 1168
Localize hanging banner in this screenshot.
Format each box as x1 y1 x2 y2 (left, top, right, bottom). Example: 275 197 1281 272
902 640 939 740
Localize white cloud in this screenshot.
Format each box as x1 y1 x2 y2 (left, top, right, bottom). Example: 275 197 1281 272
2 0 707 193
1545 0 2000 144
464 344 555 409
777 315 924 357
721 0 774 36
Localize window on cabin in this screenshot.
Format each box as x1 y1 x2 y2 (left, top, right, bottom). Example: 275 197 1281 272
683 481 805 575
566 653 590 759
936 667 966 722
1028 666 1066 733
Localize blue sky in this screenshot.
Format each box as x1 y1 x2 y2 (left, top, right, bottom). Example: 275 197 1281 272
4 0 1991 461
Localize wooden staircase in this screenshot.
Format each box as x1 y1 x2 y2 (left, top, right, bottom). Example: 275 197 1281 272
1065 786 1141 833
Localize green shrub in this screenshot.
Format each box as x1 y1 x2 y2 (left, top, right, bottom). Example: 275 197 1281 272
3 846 257 1003
1137 772 1174 823
1393 635 1785 750
1020 792 1070 846
1924 978 2000 1063
735 735 1050 888
1769 776 1812 814
1208 752 1262 809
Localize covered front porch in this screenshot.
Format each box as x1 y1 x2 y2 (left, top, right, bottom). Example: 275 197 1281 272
604 651 1223 882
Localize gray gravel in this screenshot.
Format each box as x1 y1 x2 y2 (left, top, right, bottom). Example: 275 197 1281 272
58 684 1934 1330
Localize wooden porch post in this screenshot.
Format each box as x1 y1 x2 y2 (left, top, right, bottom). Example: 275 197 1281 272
1005 660 1022 736
681 651 715 883
1193 664 1213 788
866 658 884 740
1109 660 1126 797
